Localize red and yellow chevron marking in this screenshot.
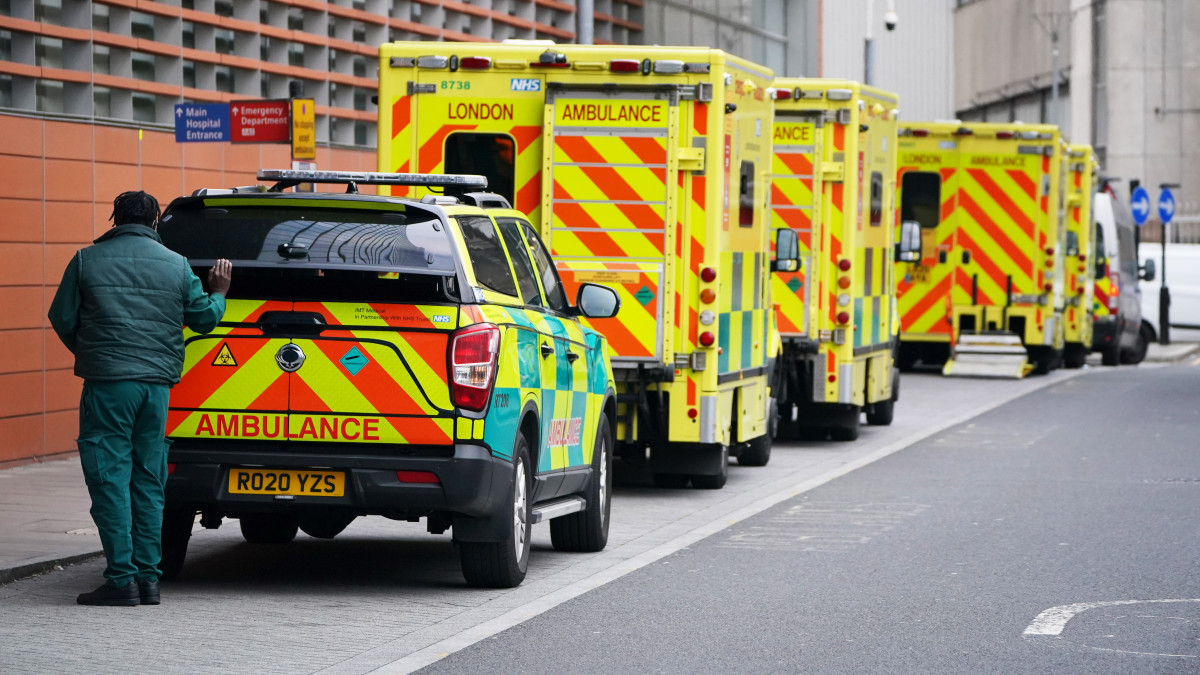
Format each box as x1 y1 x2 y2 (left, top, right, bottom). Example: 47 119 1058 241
954 165 1039 304
896 165 957 337
557 262 662 360
771 120 817 337
1064 145 1096 344
550 134 669 259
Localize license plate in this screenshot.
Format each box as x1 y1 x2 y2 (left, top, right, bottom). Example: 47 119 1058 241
909 266 930 283
228 468 345 497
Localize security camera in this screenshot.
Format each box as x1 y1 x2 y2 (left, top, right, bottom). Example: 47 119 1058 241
884 10 898 31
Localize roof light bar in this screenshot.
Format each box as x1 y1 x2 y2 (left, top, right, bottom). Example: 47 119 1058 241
257 169 488 191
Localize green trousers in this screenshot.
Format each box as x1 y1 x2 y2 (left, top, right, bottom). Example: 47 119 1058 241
77 380 171 587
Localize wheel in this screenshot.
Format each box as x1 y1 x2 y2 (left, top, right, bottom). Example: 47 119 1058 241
737 434 772 467
1101 343 1120 366
690 446 729 490
551 416 612 553
652 473 690 489
1028 347 1060 375
1121 324 1151 364
159 509 195 581
1063 343 1088 369
866 398 894 426
897 346 919 372
460 433 532 588
829 410 861 442
239 513 299 544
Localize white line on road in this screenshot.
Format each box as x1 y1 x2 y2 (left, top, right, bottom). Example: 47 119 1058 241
371 371 1085 675
1023 599 1200 636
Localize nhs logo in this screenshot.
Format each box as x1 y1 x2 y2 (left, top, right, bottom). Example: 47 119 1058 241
510 78 542 92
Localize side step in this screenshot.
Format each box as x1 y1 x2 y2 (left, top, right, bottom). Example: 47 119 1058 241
943 332 1032 379
530 496 586 524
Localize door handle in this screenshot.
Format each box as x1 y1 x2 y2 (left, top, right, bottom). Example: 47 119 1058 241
962 249 972 265
540 342 554 358
938 250 948 264
566 351 579 363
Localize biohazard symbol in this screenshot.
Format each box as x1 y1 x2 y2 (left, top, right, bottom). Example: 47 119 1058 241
212 343 237 367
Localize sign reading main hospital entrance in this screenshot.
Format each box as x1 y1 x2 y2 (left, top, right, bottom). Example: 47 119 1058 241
174 103 230 142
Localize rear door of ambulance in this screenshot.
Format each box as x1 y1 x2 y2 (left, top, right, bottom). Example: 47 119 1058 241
771 111 822 338
544 89 679 368
896 134 957 340
161 199 459 495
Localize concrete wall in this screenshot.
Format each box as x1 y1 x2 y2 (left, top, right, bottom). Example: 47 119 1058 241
0 113 375 466
821 0 956 122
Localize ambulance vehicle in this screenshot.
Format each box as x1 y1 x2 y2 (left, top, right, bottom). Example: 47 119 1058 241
156 169 620 589
378 42 796 489
895 121 1067 377
1061 144 1098 368
769 78 918 441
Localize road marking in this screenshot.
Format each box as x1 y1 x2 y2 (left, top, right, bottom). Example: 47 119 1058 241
370 371 1087 675
1024 599 1200 636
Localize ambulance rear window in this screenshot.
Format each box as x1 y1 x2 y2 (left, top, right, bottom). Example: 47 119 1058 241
444 133 516 206
900 171 941 229
159 203 455 274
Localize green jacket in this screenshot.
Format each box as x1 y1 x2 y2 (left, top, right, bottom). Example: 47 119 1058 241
48 224 226 385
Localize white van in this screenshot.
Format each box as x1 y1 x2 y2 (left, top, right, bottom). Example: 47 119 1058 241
1091 191 1156 364
1139 242 1200 342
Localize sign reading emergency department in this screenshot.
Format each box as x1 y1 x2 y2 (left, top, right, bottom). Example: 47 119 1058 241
554 99 669 127
292 98 316 160
230 100 290 143
174 103 229 142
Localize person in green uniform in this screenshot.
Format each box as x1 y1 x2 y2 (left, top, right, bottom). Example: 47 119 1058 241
49 191 232 607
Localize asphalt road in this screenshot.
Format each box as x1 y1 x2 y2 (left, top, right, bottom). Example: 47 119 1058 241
5 364 1198 674
420 364 1200 674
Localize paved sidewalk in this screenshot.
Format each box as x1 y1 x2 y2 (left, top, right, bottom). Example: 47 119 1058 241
0 458 101 584
1145 340 1199 362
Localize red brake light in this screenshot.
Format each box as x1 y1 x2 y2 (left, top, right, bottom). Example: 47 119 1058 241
460 56 491 70
911 129 929 138
699 331 716 347
838 259 852 272
700 267 717 283
449 323 500 412
168 463 176 475
397 471 440 484
773 88 793 100
836 311 851 325
996 131 1015 139
610 59 639 72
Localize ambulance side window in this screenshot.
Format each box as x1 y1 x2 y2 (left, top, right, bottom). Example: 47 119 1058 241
900 171 941 229
519 222 570 314
496 217 543 307
457 215 519 298
739 160 755 227
444 133 516 205
870 172 883 226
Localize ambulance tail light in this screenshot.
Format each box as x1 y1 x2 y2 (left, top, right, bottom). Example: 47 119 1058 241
995 130 1015 140
836 311 851 325
459 56 492 70
700 267 717 283
910 128 929 138
450 323 501 412
610 59 640 73
699 331 716 347
771 88 793 101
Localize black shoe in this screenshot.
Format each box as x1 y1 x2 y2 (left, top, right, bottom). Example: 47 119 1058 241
138 580 160 605
77 582 139 607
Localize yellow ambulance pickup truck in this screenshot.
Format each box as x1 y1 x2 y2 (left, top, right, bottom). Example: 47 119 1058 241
378 42 797 489
156 170 621 588
895 121 1067 378
768 78 919 441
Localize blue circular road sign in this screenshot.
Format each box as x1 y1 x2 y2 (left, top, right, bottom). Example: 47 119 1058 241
1158 188 1176 225
1130 186 1151 226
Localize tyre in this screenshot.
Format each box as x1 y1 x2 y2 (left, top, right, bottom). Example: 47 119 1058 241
460 433 532 588
865 398 894 426
1063 343 1088 369
1100 343 1120 366
551 416 612 553
690 445 729 489
829 409 861 442
1121 324 1151 365
652 473 689 489
736 398 774 467
159 509 195 581
1029 347 1060 375
239 513 299 544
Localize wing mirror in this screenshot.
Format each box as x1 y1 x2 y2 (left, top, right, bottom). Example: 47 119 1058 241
1140 257 1156 282
575 283 621 319
895 220 921 263
772 228 800 273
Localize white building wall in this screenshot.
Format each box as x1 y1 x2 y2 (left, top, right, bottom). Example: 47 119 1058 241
820 0 956 122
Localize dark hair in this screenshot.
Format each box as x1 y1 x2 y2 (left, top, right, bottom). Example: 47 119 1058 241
109 190 161 227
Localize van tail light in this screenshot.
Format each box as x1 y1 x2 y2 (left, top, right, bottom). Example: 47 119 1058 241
1109 275 1120 310
168 463 176 475
397 471 440 484
449 323 501 412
